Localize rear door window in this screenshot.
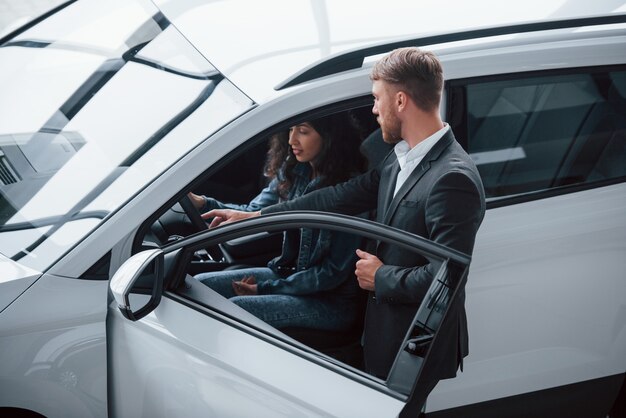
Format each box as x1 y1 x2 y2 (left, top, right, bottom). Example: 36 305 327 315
449 67 626 203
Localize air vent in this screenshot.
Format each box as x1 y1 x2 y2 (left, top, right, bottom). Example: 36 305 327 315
0 153 20 185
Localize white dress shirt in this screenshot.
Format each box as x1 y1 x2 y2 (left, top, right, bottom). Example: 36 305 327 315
393 124 449 196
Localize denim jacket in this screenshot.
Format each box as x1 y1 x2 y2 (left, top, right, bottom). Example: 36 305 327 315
258 163 361 299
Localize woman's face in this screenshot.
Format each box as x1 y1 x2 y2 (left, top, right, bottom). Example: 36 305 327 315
288 122 324 164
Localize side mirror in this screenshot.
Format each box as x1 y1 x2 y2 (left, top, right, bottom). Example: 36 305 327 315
110 249 164 321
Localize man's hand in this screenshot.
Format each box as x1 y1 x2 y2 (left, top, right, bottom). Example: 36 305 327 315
202 209 261 228
232 276 258 296
355 249 383 291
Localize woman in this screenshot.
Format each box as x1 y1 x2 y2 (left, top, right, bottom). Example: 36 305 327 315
188 132 289 213
194 112 367 331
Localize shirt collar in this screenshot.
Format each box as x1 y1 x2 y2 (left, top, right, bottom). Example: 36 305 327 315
394 124 449 170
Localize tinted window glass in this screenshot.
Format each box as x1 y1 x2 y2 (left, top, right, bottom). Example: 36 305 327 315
458 69 626 199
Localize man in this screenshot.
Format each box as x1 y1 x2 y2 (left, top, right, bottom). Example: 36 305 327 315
205 48 485 401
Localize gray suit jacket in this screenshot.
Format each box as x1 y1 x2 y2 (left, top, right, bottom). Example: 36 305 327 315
263 129 485 379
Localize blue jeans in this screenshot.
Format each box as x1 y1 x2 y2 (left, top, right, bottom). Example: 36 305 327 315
195 267 358 331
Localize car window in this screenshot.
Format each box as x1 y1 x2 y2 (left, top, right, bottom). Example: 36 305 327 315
449 67 626 202
0 0 253 271
136 105 378 251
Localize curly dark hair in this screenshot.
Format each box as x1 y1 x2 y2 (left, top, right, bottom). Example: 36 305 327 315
264 112 367 199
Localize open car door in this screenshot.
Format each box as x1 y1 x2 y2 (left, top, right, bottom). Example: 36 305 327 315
107 212 470 417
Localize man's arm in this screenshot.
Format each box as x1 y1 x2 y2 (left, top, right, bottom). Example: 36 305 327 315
261 168 380 215
206 167 382 227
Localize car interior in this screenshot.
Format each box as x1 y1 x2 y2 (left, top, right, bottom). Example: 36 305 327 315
133 104 391 370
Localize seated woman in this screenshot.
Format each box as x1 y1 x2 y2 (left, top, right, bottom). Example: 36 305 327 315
188 132 288 213
194 112 366 331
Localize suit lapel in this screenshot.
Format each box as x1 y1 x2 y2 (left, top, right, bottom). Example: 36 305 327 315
382 132 455 225
379 160 400 221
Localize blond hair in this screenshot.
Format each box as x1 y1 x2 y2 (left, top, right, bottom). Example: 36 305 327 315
371 47 443 112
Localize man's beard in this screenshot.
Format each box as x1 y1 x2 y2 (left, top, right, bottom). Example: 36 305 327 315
379 111 402 144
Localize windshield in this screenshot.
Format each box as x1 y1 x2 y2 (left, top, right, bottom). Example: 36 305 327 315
0 0 253 271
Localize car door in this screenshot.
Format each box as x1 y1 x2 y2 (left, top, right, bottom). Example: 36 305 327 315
426 65 626 415
106 211 471 417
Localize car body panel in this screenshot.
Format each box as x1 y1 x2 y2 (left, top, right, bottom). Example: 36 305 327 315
427 182 626 412
0 254 41 312
439 25 626 81
108 295 404 417
0 274 108 418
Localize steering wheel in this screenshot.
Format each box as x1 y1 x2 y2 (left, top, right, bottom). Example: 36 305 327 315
179 195 225 261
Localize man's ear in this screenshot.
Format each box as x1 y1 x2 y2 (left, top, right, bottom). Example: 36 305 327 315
396 90 408 112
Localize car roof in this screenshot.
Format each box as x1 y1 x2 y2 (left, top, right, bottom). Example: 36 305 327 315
154 0 626 102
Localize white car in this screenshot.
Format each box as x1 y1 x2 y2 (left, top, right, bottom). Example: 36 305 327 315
1 0 625 417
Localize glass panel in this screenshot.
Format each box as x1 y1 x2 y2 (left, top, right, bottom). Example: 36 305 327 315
0 0 253 271
13 0 159 53
465 70 626 199
84 79 253 215
9 63 208 224
19 219 102 270
135 26 217 76
0 48 107 135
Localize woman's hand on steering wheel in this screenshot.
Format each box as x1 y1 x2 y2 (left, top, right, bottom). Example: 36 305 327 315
179 194 224 261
